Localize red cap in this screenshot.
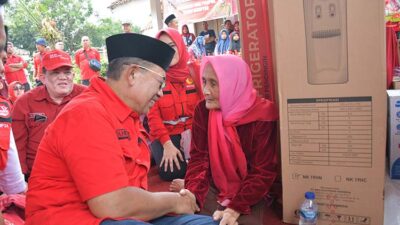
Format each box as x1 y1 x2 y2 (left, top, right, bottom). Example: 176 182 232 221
42 50 73 71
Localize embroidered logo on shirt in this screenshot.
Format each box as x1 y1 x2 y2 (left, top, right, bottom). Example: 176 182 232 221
186 77 194 85
28 113 47 123
116 129 131 140
0 104 10 118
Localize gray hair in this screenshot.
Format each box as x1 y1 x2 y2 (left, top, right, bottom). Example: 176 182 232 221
106 57 155 81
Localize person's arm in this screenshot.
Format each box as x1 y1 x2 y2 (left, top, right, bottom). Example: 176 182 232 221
74 51 80 70
0 130 26 194
11 97 29 174
4 63 18 73
184 101 211 209
227 121 278 214
8 58 25 69
21 58 28 69
33 56 38 79
87 187 198 220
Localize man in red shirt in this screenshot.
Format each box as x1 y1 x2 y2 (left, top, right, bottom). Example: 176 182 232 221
25 33 217 225
33 38 47 87
12 49 86 180
4 42 29 91
74 36 100 86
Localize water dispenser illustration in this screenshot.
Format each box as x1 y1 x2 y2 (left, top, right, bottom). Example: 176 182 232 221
304 0 348 84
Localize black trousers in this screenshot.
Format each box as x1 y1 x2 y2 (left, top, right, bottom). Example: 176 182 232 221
150 134 187 181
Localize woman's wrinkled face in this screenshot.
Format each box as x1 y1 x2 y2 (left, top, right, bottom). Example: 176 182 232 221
202 64 220 110
158 33 179 66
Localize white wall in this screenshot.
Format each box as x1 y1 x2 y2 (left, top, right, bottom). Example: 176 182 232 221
110 0 153 33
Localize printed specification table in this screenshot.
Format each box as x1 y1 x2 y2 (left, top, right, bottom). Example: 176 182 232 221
288 97 372 167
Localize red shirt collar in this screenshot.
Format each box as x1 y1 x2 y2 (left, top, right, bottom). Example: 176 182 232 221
89 77 138 122
33 85 79 105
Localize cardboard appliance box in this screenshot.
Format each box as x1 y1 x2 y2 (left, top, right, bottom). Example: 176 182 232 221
387 90 400 179
271 0 386 224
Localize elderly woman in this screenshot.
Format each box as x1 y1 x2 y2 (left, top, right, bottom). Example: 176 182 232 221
184 55 278 225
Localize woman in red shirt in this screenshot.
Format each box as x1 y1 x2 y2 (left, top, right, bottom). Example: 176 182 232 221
184 55 279 225
148 28 200 181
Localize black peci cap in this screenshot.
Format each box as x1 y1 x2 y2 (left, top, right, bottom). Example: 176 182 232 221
164 14 176 25
106 33 175 71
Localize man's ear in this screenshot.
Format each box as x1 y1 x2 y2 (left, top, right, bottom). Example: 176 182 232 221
125 64 139 85
39 74 45 83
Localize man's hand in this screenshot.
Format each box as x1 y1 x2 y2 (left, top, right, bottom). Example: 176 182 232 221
161 140 184 172
174 189 200 214
169 178 184 192
213 208 240 225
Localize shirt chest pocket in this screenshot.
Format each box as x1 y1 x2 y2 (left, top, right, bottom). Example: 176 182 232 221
121 142 149 174
185 88 199 112
158 93 177 121
121 146 137 175
27 113 48 129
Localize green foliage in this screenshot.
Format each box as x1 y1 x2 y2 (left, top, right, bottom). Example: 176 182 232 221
76 18 121 50
6 0 121 54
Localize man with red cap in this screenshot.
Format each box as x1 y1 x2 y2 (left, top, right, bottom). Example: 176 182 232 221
12 49 86 180
25 33 217 225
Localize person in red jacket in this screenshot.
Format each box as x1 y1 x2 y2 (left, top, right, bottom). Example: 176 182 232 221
4 42 29 91
74 36 100 86
12 49 86 180
184 55 279 225
148 28 200 181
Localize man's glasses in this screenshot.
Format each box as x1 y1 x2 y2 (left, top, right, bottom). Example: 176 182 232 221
13 86 24 91
136 65 166 90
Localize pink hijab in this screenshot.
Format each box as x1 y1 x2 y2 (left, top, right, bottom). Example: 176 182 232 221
200 55 278 205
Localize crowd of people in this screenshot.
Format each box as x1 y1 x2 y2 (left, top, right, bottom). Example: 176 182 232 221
163 14 241 60
0 6 277 225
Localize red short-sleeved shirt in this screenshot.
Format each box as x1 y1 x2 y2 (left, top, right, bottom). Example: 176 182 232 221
33 52 45 79
74 48 101 80
26 77 150 225
4 54 28 84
